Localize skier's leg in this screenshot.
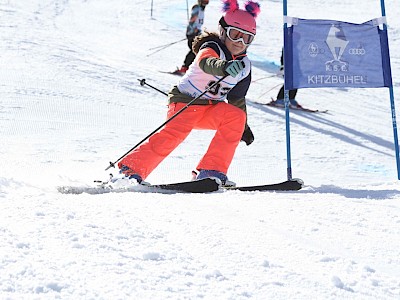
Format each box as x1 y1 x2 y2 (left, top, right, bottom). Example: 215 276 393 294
289 89 298 100
196 103 246 174
276 85 284 99
119 103 203 179
183 36 196 68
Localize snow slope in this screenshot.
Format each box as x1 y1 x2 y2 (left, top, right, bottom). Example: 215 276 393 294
0 0 399 298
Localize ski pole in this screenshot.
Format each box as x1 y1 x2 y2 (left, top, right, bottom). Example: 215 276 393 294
252 74 280 83
148 38 187 50
138 79 168 96
146 38 187 57
105 75 228 170
257 83 282 100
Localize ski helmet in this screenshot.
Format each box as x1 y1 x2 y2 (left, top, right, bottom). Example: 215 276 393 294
220 0 260 35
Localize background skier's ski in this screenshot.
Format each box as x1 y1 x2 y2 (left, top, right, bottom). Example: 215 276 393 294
264 99 328 113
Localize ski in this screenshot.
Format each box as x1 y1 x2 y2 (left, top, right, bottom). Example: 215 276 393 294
58 178 303 195
151 178 219 193
224 178 303 192
159 70 184 76
57 178 220 195
263 99 328 113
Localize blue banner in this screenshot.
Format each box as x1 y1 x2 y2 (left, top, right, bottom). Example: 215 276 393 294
284 18 392 89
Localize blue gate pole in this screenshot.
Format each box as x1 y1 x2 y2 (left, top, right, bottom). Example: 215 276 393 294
283 0 292 180
380 0 400 179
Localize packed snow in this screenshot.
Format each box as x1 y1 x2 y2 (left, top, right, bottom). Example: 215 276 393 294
0 0 399 299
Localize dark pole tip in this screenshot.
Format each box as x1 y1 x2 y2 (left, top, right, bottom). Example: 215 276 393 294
139 79 146 86
105 161 116 171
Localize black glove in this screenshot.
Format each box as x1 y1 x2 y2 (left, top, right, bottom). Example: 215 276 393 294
278 66 284 77
241 126 254 146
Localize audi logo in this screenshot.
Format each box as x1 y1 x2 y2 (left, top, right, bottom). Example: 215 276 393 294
349 48 366 55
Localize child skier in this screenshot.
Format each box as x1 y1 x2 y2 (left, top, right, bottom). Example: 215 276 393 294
174 0 210 75
118 0 260 186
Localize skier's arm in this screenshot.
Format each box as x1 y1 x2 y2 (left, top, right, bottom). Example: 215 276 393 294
197 48 227 76
197 48 243 77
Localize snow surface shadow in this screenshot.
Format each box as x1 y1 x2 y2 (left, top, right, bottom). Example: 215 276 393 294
249 102 393 156
296 110 394 151
301 185 400 200
249 57 280 74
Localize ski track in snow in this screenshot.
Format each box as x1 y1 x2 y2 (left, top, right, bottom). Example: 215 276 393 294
1 0 400 299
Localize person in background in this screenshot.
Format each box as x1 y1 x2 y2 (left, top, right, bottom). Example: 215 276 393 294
173 0 210 75
117 0 260 187
273 49 300 107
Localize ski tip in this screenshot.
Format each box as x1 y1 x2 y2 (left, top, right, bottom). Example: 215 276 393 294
290 178 304 186
206 177 223 187
291 178 304 189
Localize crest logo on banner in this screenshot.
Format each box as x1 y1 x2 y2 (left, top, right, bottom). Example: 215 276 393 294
325 25 349 71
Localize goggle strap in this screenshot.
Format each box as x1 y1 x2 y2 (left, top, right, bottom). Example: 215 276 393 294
219 17 229 29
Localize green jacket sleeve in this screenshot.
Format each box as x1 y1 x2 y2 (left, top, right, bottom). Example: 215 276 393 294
199 57 227 76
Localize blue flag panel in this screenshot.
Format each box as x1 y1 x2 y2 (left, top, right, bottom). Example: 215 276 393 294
284 18 392 89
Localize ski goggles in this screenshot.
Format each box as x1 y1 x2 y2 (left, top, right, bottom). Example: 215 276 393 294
226 26 255 46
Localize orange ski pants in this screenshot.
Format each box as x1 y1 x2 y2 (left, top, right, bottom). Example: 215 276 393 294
118 102 246 180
